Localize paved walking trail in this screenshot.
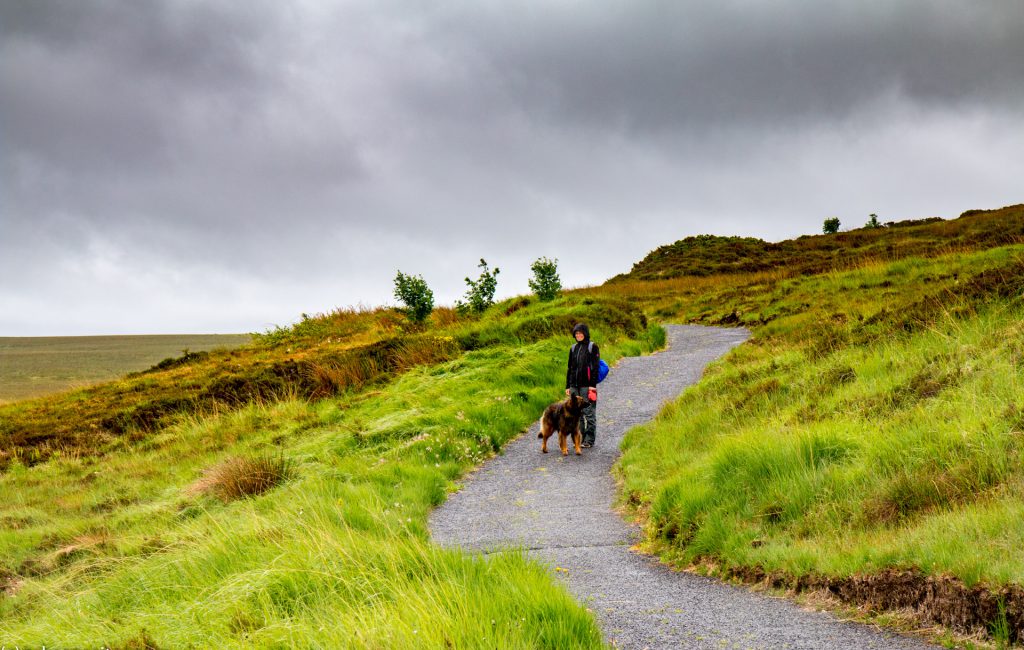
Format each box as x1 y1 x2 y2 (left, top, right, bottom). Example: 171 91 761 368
430 325 934 649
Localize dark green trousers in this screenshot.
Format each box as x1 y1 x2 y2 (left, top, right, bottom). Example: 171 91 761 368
569 386 597 446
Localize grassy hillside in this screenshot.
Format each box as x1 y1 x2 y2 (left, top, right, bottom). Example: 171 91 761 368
614 203 1024 281
2 203 1023 647
606 240 1024 642
0 299 644 469
0 294 660 647
0 334 251 404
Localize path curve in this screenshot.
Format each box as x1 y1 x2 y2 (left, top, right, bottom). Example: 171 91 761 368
430 325 934 649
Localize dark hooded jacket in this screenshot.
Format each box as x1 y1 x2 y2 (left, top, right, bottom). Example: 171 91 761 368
566 323 600 389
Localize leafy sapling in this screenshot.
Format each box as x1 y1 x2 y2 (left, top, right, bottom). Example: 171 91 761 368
456 258 500 315
528 257 562 301
393 270 434 323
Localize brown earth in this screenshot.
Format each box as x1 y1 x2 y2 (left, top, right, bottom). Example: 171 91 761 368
1 567 23 597
719 563 1024 643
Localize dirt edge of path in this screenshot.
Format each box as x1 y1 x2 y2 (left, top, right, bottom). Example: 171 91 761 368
680 559 1023 644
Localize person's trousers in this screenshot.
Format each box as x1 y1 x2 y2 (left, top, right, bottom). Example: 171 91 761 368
569 386 597 446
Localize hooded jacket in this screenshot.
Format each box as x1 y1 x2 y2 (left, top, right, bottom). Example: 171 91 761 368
566 323 600 389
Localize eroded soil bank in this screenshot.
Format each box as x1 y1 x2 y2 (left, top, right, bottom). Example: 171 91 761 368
720 564 1024 643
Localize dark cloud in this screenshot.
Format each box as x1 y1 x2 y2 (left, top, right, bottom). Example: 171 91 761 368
397 2 1024 133
1 0 277 174
1 1 1022 334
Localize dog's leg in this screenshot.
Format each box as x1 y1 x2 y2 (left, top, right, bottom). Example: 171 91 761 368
573 425 582 455
559 429 568 456
540 421 550 453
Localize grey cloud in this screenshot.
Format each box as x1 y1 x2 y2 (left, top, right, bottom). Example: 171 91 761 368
0 0 272 87
1 0 277 162
401 1 1024 133
1 1 1022 335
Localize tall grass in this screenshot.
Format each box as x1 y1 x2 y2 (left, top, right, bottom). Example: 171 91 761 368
0 294 646 469
1 314 657 647
615 249 1024 589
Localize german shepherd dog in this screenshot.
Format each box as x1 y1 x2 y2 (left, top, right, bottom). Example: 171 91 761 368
538 393 584 456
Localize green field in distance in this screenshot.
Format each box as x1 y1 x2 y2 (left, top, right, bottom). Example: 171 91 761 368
0 334 251 404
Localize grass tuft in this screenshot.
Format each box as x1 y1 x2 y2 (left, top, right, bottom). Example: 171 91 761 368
187 454 293 502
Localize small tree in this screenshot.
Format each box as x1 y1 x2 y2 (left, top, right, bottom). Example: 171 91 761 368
393 270 434 323
456 258 500 315
866 213 882 229
528 257 562 301
822 217 841 234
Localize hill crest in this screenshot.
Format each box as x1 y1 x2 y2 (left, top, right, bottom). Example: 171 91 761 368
612 203 1024 282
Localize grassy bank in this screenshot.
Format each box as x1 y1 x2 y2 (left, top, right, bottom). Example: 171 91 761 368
613 245 1024 641
0 296 662 647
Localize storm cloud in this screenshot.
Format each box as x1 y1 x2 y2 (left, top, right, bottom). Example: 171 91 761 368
2 1 1022 334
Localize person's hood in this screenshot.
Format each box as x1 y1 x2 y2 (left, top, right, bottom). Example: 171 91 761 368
572 323 590 342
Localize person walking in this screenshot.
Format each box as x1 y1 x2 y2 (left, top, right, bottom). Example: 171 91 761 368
565 322 600 448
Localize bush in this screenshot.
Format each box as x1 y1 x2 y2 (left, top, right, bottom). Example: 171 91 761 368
528 257 562 301
456 259 500 315
823 217 841 234
865 213 883 229
393 271 434 323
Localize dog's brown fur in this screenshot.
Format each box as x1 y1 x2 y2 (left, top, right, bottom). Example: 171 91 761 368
538 393 584 456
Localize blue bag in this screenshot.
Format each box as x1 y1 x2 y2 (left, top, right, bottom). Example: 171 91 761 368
587 341 609 384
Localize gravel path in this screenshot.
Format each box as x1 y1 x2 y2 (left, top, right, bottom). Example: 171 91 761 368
430 325 935 649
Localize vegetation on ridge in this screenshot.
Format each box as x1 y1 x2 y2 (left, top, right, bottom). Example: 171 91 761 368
614 203 1024 281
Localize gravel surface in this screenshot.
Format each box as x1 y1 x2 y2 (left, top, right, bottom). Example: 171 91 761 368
430 325 936 649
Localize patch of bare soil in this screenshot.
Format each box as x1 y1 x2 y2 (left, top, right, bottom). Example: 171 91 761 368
724 564 1023 644
1 567 24 597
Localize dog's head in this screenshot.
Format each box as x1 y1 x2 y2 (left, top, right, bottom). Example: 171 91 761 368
564 393 584 416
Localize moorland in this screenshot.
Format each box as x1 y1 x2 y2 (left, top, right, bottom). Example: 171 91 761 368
1 203 1022 648
0 334 250 404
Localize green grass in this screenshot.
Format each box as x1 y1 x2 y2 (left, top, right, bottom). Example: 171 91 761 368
0 294 646 469
615 246 1024 589
0 334 250 404
4 206 1024 646
0 307 662 647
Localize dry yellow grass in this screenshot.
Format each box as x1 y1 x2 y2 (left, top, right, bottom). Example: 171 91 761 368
186 454 293 502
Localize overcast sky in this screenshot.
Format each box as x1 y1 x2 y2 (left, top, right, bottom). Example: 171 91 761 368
2 1 1022 335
